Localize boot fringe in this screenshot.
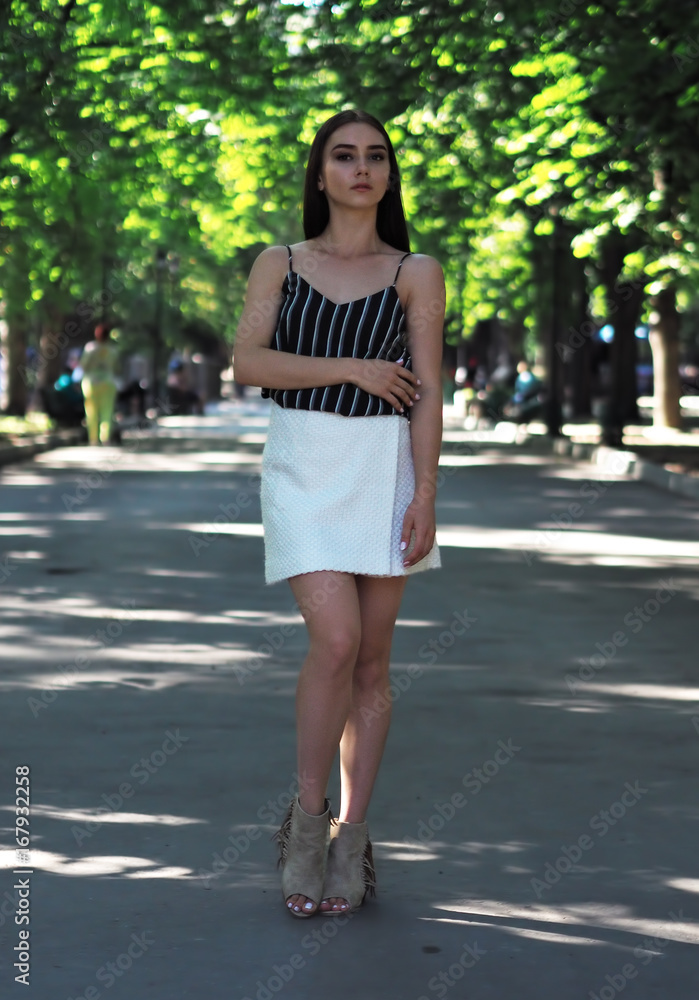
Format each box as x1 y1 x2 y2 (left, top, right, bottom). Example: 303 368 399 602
362 838 377 898
272 801 294 868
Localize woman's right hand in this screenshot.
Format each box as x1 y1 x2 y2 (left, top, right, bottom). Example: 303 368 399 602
347 358 420 413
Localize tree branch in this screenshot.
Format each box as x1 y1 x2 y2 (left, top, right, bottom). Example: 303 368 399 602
0 0 79 162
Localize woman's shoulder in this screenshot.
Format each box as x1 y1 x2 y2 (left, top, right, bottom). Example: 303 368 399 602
250 244 292 283
402 252 443 276
400 253 444 294
255 244 292 263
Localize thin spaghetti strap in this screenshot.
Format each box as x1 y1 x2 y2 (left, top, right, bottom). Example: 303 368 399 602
392 251 412 285
285 244 294 272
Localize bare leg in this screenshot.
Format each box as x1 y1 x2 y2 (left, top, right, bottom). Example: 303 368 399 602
320 574 407 912
284 570 360 914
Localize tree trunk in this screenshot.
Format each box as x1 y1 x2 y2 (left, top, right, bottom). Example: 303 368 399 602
599 230 645 446
545 212 566 436
649 286 682 429
603 280 643 445
569 256 592 418
2 316 30 415
33 298 71 410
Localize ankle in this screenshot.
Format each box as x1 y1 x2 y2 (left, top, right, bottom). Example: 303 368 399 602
298 794 328 817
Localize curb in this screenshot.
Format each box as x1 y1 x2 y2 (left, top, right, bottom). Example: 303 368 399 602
0 415 157 469
550 436 699 503
0 428 86 468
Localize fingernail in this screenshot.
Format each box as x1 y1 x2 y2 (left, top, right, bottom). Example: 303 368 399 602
400 541 407 551
396 358 404 364
415 393 420 400
417 379 422 385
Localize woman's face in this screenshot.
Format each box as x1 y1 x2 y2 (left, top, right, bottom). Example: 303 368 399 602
318 122 392 212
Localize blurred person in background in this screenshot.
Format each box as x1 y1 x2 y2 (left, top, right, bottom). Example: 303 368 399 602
80 323 120 445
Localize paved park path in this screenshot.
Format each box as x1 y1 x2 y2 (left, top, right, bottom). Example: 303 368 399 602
1 401 698 1000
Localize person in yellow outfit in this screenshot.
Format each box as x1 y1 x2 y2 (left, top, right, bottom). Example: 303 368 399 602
80 324 120 445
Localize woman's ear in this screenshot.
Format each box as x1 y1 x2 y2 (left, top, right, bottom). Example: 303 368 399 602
317 175 324 191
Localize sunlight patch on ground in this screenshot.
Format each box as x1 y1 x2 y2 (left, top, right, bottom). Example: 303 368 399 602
522 698 617 714
534 553 691 568
433 919 596 946
33 448 261 472
570 682 699 702
423 900 699 946
379 840 440 862
523 692 699 714
0 595 261 625
143 568 220 579
438 453 554 467
667 879 699 895
174 521 264 537
0 525 51 537
435 525 699 561
0 848 195 879
4 804 203 827
1 659 257 692
0 511 106 521
106 644 260 666
0 472 57 486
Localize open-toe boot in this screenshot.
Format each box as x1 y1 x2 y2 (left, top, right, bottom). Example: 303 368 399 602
321 819 376 916
274 797 332 917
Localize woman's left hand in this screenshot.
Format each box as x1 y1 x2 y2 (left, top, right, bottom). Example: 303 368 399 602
400 498 436 567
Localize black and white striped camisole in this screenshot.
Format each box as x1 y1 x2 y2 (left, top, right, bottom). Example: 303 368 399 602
261 245 413 418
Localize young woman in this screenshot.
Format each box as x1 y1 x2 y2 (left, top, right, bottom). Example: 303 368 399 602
233 109 445 918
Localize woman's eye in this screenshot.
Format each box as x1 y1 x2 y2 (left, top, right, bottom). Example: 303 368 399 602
334 153 385 161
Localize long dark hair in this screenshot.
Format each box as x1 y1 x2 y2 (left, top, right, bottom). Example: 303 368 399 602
303 110 410 252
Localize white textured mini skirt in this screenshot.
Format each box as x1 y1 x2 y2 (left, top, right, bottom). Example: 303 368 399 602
260 404 441 585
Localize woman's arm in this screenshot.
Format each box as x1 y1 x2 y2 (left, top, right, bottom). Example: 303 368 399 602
232 246 419 412
399 255 445 567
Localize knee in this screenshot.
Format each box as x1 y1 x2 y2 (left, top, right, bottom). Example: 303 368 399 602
352 654 390 694
313 627 360 673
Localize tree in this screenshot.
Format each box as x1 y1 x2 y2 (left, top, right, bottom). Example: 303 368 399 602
0 0 293 412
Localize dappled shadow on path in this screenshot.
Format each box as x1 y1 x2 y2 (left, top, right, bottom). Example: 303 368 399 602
1 444 698 998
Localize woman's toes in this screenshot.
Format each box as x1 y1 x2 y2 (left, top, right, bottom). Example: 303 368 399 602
321 896 349 912
287 894 310 914
286 894 317 915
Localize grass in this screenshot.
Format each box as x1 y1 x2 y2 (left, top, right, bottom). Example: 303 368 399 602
0 412 55 439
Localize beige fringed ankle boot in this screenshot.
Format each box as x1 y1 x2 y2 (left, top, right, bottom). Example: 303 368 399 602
274 797 332 917
321 819 377 915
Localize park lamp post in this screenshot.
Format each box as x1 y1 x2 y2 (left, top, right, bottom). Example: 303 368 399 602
153 247 167 407
546 201 564 437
